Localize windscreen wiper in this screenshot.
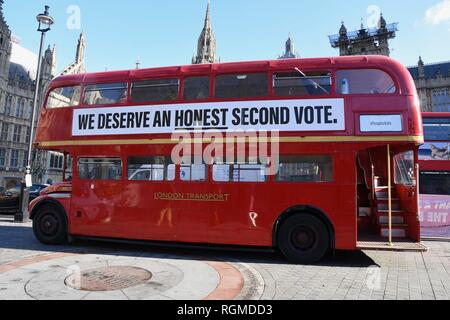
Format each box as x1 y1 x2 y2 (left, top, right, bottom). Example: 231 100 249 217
294 67 330 94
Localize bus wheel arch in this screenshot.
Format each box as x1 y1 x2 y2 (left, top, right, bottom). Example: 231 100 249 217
31 199 69 245
273 206 335 263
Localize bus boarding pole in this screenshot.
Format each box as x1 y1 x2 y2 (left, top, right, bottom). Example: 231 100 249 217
387 144 393 246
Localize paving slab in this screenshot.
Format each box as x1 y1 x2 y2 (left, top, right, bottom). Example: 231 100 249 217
0 221 450 300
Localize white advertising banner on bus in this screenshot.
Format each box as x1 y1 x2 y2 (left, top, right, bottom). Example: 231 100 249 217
72 99 345 136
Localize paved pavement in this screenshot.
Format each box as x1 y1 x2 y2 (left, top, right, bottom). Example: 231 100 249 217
0 218 449 300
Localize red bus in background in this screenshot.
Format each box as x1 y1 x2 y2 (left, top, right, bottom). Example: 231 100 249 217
29 56 425 263
419 113 450 238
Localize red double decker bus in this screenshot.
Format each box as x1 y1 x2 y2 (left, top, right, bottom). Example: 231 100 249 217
419 113 450 238
29 55 425 263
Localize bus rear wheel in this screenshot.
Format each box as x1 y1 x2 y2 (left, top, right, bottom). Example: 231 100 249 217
278 214 330 264
33 204 68 245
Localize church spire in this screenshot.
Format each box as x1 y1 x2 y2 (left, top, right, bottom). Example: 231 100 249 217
0 0 6 25
0 0 9 30
192 0 216 64
279 34 299 59
204 0 211 28
75 32 86 64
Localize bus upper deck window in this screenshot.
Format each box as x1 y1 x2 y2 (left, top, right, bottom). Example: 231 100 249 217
183 76 210 100
83 82 128 106
46 86 81 108
131 79 179 103
336 69 397 95
215 73 268 99
273 72 331 97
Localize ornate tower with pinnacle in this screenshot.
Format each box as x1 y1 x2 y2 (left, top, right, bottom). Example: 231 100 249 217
329 14 398 57
192 0 216 64
60 32 86 75
279 35 299 59
41 44 57 81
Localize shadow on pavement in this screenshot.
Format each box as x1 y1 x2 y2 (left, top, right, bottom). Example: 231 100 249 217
0 224 378 268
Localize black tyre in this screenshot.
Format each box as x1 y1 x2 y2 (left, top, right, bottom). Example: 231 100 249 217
277 214 330 264
33 204 68 245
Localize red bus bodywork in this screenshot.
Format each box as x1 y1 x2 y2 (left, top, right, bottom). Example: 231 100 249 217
30 55 424 251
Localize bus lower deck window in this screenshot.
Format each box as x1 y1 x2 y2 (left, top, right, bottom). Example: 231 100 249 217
336 69 397 95
78 158 122 181
83 83 128 105
131 79 179 103
276 156 333 182
46 86 81 108
181 164 206 182
215 73 268 99
273 72 331 97
213 163 268 183
128 156 175 181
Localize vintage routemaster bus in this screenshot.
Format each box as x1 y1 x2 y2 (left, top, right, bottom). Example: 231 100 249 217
29 55 425 263
419 112 450 238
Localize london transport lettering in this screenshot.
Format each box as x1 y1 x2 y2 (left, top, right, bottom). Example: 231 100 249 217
72 99 345 136
154 192 231 202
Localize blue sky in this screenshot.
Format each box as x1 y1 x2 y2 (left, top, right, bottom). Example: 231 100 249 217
4 0 450 73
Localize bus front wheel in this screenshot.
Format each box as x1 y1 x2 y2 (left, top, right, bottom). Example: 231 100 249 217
278 214 330 264
33 204 68 245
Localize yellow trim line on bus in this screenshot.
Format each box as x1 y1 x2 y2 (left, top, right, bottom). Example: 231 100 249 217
37 135 424 147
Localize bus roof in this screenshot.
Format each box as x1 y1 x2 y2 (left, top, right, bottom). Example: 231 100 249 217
50 55 416 95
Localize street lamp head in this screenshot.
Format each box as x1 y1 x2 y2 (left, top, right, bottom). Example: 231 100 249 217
36 5 54 33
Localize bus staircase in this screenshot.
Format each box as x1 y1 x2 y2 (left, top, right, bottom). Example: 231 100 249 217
357 151 427 252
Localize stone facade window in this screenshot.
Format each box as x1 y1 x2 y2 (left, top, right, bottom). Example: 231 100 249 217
1 122 8 141
0 148 6 167
22 151 28 168
10 149 19 168
432 89 450 112
15 98 25 118
12 125 21 143
49 152 64 170
4 95 12 115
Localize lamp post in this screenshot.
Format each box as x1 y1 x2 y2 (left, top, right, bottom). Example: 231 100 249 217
15 6 54 222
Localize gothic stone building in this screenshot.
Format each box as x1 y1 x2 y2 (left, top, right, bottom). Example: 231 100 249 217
408 58 450 112
0 1 86 188
329 14 398 57
329 14 449 112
